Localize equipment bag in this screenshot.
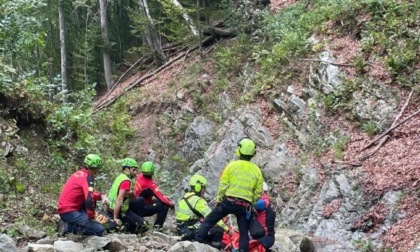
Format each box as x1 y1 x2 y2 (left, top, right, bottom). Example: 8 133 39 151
95 209 117 231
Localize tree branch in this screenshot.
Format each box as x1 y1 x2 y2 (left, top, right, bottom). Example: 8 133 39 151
360 109 420 152
358 90 414 159
299 58 353 67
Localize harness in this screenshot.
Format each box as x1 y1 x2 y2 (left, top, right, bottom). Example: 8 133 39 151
226 196 251 207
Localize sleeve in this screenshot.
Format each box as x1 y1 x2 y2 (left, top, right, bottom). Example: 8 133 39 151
84 173 97 219
150 181 173 206
216 164 231 202
195 199 228 232
134 177 142 197
119 180 131 191
252 169 263 203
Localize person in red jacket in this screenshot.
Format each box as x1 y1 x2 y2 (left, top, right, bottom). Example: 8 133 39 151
134 161 174 229
252 182 276 251
57 154 106 236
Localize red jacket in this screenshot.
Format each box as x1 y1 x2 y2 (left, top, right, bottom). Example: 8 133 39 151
256 194 276 236
134 173 173 206
57 168 101 218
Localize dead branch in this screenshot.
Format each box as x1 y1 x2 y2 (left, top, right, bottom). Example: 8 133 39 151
94 56 147 110
360 109 420 151
332 160 362 167
358 90 413 159
114 56 146 87
169 46 188 57
183 48 192 62
93 50 191 113
358 135 390 161
299 58 353 67
391 90 413 128
93 36 215 113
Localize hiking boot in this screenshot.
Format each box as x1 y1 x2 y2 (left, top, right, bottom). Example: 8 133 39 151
57 220 68 236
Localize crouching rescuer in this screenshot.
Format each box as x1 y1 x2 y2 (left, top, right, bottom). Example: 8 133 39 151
107 158 146 234
175 174 230 249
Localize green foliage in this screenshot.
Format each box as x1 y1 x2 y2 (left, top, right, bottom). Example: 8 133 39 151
215 35 252 78
353 56 367 75
361 121 379 136
0 167 12 193
354 238 374 252
358 0 419 87
332 135 350 160
321 79 360 113
0 0 47 73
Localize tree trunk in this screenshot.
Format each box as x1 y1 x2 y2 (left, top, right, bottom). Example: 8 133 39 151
168 0 199 38
58 0 68 103
196 0 202 58
100 0 113 90
138 0 167 66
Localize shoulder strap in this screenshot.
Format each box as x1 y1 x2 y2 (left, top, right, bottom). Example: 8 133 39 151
183 194 204 218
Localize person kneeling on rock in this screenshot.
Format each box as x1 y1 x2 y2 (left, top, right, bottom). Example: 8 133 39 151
175 174 231 249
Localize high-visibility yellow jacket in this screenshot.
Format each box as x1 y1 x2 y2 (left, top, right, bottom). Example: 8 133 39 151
176 192 228 231
217 160 263 204
108 173 130 212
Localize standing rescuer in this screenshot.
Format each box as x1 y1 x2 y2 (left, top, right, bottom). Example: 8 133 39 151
175 174 230 249
196 137 263 252
57 154 106 236
107 158 146 233
134 161 174 229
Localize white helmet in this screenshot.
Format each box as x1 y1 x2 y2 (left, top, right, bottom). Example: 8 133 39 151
263 182 269 192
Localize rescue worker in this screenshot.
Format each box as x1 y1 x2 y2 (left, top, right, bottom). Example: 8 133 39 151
107 158 146 234
134 161 174 229
176 174 230 249
252 182 276 251
57 154 106 236
196 137 263 252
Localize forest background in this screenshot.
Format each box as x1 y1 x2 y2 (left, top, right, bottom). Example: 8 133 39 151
0 0 419 251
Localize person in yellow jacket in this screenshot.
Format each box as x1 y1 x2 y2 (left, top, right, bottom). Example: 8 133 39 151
196 137 263 252
175 174 230 249
107 158 146 234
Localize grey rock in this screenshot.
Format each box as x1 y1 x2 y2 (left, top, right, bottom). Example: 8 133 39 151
169 241 219 252
276 229 315 252
35 237 55 245
54 240 84 252
27 243 54 252
18 224 46 239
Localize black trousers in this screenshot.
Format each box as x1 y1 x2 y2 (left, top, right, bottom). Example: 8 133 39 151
132 198 169 228
196 198 251 252
108 197 145 234
177 220 224 248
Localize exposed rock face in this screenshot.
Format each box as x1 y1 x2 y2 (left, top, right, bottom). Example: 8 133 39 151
171 51 409 251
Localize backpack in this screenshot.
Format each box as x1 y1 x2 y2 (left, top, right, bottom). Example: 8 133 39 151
222 231 265 252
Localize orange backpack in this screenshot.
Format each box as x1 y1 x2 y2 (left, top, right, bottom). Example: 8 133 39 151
222 231 265 252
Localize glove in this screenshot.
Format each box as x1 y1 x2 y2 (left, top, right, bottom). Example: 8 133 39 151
101 195 110 205
95 211 109 224
92 192 102 201
114 218 123 227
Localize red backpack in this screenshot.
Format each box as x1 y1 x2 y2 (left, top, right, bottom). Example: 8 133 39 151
222 231 265 252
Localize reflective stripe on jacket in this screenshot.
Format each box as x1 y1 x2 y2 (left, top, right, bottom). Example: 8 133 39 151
176 192 228 231
217 160 263 204
108 173 130 212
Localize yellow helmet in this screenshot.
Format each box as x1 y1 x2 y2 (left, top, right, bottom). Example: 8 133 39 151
235 138 256 157
189 174 208 193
